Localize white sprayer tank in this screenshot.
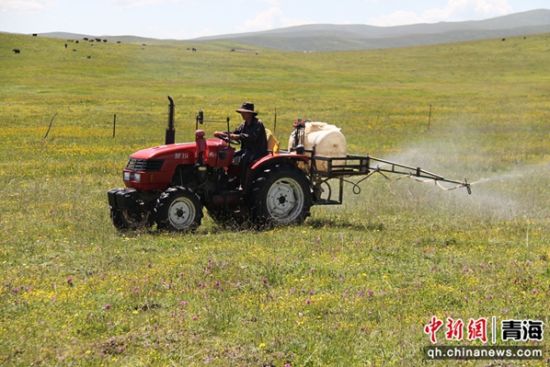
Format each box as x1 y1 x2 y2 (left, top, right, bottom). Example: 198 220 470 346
288 122 347 172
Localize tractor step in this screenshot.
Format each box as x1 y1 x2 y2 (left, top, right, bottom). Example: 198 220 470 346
314 198 342 206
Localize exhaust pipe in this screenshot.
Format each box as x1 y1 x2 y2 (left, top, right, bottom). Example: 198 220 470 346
165 96 175 144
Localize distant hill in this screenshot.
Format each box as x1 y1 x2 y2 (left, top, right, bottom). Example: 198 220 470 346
33 9 550 51
38 32 161 44
194 9 550 51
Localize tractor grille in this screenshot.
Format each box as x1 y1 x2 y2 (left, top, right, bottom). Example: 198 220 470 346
126 158 164 171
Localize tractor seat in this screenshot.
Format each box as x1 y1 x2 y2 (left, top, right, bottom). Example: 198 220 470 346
265 128 279 153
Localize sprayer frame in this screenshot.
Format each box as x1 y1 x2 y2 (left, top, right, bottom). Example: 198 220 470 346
301 149 471 205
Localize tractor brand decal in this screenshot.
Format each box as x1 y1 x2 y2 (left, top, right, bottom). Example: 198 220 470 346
175 153 190 160
208 151 217 158
423 316 544 360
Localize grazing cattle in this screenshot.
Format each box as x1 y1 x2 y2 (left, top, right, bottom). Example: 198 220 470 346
95 38 102 42
142 43 147 46
83 37 89 41
103 39 107 43
12 48 21 54
32 33 37 37
117 41 121 44
75 40 79 44
502 38 506 42
65 43 68 48
231 48 235 52
87 56 91 59
192 47 197 52
73 49 77 52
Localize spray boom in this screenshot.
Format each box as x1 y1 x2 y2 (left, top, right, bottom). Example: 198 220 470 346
364 156 472 194
306 153 472 205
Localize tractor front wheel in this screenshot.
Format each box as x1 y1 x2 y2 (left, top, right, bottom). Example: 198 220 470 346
110 208 153 231
155 187 203 231
250 165 312 227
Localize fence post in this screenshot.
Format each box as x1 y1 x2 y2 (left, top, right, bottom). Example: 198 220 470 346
427 104 432 130
43 113 58 139
112 114 117 138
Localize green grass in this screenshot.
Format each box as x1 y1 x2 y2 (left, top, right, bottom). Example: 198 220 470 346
0 33 549 366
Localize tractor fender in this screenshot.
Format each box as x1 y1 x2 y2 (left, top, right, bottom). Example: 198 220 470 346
250 153 309 172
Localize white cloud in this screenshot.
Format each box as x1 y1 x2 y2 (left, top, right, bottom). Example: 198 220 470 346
0 0 56 12
242 6 283 31
370 0 513 26
239 0 311 32
473 0 512 15
112 0 190 8
242 0 281 31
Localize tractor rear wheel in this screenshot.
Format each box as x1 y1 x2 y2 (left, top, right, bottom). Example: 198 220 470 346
155 187 203 231
250 165 312 227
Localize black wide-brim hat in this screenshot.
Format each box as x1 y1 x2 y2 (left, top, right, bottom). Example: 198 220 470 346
236 102 258 115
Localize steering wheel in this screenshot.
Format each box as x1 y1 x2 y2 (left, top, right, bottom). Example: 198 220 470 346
218 133 240 145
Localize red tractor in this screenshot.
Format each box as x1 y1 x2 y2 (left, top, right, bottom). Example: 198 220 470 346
108 97 470 231
108 97 314 231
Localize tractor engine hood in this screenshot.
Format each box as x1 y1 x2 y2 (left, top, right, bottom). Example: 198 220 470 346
130 142 196 160
130 139 228 161
123 138 234 191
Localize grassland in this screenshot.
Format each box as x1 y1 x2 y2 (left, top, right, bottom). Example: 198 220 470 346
0 33 549 366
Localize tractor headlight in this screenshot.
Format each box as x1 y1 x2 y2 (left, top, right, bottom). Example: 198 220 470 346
133 173 141 182
123 171 130 181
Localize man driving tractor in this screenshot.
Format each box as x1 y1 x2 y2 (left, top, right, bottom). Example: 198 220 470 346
214 102 268 183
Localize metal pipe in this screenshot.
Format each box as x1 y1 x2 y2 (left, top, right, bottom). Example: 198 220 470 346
273 108 277 136
165 96 175 144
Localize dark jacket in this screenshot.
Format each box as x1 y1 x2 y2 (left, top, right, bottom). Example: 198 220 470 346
233 118 268 161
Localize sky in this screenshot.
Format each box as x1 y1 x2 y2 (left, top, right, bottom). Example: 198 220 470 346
0 0 548 39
